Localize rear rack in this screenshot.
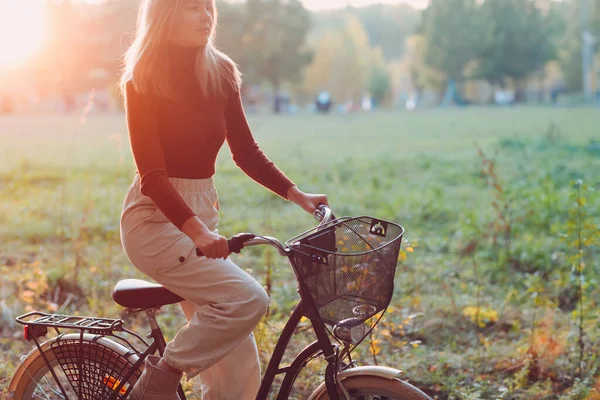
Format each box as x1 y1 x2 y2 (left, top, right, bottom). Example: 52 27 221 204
15 311 143 400
16 311 125 334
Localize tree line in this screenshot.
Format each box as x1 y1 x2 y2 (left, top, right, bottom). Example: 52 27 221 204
418 0 600 102
11 0 600 106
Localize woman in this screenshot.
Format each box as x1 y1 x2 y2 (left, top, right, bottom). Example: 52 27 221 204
118 0 328 399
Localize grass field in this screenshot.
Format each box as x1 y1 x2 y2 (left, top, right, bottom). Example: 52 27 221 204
1 107 599 399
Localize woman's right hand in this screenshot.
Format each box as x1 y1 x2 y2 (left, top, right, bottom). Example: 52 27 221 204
194 231 229 260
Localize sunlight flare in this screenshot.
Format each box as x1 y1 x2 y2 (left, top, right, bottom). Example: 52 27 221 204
0 0 47 68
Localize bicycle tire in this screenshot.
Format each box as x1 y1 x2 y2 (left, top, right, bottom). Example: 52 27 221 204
8 334 142 400
314 375 432 400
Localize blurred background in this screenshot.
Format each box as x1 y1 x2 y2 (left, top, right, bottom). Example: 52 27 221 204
0 0 599 114
1 1 599 399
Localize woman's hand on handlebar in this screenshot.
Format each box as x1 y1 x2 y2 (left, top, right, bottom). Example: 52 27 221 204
182 216 229 259
194 231 229 259
286 185 329 214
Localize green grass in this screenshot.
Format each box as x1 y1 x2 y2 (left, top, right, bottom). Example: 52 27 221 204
1 107 599 399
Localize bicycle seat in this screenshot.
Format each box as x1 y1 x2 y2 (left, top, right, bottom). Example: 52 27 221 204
112 279 184 309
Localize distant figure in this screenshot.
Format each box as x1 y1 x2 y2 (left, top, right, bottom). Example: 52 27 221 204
316 90 332 113
494 90 515 106
273 91 289 114
117 0 329 399
361 95 372 112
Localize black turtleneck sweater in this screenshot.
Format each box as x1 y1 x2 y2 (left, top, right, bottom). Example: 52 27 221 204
124 45 295 230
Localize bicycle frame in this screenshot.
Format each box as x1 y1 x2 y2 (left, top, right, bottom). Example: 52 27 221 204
146 300 341 400
257 300 340 400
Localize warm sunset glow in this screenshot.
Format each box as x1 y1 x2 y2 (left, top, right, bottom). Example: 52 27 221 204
300 0 429 10
0 0 47 68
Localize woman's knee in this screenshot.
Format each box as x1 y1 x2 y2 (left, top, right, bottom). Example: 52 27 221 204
232 280 269 323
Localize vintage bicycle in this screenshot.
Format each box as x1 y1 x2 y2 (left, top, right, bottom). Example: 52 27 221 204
7 205 431 400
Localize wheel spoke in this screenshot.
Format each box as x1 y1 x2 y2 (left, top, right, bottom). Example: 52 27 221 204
27 366 72 399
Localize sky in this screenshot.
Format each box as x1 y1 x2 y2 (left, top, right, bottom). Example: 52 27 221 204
301 0 429 10
76 0 430 10
0 0 46 68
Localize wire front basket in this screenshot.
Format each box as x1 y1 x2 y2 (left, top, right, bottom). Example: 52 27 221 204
51 338 140 399
287 216 404 327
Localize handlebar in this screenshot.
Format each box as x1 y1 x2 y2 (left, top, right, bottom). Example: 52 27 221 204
313 203 333 226
195 204 334 258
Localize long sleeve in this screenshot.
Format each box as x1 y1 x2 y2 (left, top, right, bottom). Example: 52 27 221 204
124 81 196 230
224 90 295 198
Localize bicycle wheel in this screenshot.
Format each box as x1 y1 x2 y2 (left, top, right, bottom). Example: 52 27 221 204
315 375 431 400
9 334 142 399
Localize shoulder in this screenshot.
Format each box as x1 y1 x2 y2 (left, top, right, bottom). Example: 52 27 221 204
216 51 242 95
216 51 236 73
123 79 158 110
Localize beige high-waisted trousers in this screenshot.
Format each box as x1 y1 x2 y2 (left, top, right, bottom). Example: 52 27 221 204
120 174 269 400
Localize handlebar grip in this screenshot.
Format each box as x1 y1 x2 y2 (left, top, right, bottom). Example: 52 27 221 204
195 233 256 257
313 203 334 224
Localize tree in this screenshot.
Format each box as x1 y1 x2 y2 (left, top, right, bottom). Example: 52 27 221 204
215 1 254 79
401 34 446 92
594 0 600 38
421 0 480 81
475 0 563 93
558 0 588 92
303 16 389 105
311 4 420 62
369 48 392 105
241 0 313 90
421 0 481 102
303 29 343 97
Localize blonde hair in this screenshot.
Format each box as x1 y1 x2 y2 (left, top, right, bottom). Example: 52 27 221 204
118 0 241 100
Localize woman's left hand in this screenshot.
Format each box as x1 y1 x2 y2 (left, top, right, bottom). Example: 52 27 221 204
287 186 329 214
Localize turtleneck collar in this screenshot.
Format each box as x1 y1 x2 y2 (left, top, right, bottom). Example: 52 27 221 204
166 43 201 67
163 43 203 102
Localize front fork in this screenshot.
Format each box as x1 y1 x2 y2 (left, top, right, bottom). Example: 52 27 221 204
324 346 352 400
325 360 344 400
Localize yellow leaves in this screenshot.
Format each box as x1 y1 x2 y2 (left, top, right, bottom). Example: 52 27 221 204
369 338 381 356
594 376 600 393
462 306 499 328
398 251 407 262
398 239 419 263
585 391 600 400
380 329 393 340
411 295 421 309
371 312 424 356
20 290 35 304
478 334 491 350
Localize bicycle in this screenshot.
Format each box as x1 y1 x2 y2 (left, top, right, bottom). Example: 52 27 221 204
7 205 432 400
